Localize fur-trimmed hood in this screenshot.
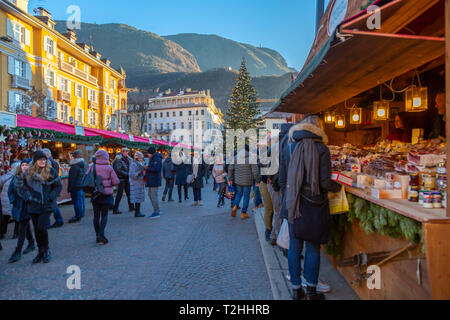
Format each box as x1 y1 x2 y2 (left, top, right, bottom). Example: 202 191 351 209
288 123 328 145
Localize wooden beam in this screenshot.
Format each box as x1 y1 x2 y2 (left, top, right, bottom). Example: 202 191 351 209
446 0 450 216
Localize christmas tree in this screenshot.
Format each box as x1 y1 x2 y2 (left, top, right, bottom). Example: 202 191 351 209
224 57 263 130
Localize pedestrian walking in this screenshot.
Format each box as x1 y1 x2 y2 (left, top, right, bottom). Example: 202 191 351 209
42 148 64 228
129 151 146 218
112 148 133 214
212 156 227 208
0 163 19 239
89 150 120 244
145 147 163 219
281 115 341 300
189 151 206 206
20 151 62 263
67 150 87 223
7 159 36 263
228 145 260 219
174 153 189 203
162 152 176 202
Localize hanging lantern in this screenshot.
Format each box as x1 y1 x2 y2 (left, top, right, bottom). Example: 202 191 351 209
373 100 389 121
108 148 114 153
405 86 428 112
42 140 48 144
324 112 335 124
55 142 63 148
71 143 76 148
350 108 362 124
335 115 346 129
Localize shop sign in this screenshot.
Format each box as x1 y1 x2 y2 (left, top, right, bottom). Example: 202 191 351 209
75 125 85 136
328 0 348 36
0 111 17 127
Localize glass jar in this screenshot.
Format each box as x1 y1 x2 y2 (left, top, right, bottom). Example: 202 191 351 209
423 192 434 209
437 174 447 191
408 186 419 202
433 192 442 208
409 173 419 187
422 174 436 190
437 162 447 175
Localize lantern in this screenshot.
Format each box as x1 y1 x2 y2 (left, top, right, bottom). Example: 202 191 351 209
324 112 335 124
373 100 389 121
350 108 362 124
42 140 48 144
70 143 76 148
405 86 428 112
107 148 114 154
335 115 346 129
55 142 63 148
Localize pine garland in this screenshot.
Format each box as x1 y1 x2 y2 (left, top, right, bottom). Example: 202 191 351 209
326 193 424 260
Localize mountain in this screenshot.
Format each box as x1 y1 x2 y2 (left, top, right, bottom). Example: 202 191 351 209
164 33 297 77
54 22 201 74
127 68 292 112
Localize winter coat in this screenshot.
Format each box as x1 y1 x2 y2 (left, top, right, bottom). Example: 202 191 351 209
8 175 28 222
19 167 62 214
89 150 120 195
49 158 60 176
145 152 163 188
188 161 206 189
174 163 188 185
68 158 87 193
228 151 260 187
162 157 176 179
113 153 132 180
212 163 227 183
279 122 340 230
0 170 15 216
129 160 146 204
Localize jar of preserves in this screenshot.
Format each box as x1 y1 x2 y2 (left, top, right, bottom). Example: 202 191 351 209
409 173 419 187
419 190 425 205
437 174 447 191
423 192 434 209
433 192 442 208
423 174 436 190
408 186 419 202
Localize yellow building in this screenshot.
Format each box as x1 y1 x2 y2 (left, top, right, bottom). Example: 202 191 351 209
0 0 128 130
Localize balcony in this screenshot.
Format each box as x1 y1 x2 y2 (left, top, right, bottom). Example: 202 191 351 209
57 90 71 103
58 59 98 86
88 100 98 110
11 75 31 90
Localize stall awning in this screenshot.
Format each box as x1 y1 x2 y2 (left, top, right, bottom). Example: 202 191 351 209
273 32 444 114
18 115 75 135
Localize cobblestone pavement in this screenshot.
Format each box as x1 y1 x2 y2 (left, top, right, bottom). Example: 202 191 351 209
0 183 273 300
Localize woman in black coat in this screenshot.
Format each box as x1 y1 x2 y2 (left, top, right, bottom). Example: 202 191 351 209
19 151 62 264
174 162 189 203
188 152 206 206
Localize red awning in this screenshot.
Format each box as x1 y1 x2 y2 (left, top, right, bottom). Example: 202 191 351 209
17 115 76 135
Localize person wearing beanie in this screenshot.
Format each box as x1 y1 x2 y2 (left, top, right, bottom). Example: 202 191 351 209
19 151 62 264
112 147 134 215
89 150 119 244
67 150 87 223
42 148 64 229
145 147 162 219
7 159 36 263
129 151 146 218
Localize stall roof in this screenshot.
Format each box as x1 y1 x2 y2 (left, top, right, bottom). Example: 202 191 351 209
18 114 76 135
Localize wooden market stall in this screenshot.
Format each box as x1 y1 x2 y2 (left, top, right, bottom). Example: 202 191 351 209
273 0 450 299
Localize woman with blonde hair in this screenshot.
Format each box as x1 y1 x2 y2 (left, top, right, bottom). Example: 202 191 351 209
129 151 146 218
20 151 62 263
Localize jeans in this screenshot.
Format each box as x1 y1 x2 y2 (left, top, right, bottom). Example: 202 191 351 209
47 205 63 228
193 188 202 202
217 182 226 204
148 187 160 213
163 178 175 200
253 182 263 207
31 212 51 253
16 219 34 252
71 190 86 219
177 184 188 201
93 204 109 238
288 223 321 289
113 179 132 211
232 185 251 213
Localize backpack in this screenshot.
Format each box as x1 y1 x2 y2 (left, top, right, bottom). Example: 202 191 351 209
81 159 105 199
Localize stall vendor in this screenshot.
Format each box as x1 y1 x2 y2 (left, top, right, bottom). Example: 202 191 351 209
427 91 446 140
385 112 411 143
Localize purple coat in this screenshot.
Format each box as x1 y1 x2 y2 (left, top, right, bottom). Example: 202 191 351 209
90 150 119 195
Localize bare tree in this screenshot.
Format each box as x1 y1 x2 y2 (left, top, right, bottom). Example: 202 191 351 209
128 91 150 136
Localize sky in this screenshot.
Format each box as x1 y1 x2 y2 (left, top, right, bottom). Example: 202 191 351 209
28 0 330 71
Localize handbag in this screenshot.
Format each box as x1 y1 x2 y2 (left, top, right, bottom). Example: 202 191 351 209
276 219 290 249
81 161 104 199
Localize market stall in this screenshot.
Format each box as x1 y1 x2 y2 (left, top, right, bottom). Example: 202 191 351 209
273 0 449 299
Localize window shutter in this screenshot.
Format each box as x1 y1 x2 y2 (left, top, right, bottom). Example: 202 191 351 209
26 63 32 81
8 56 15 75
25 28 30 46
43 35 48 52
6 18 13 38
8 91 15 110
52 40 57 55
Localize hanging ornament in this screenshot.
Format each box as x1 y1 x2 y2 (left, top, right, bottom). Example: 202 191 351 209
19 137 27 148
27 132 32 138
9 134 13 140
0 134 5 144
38 131 41 137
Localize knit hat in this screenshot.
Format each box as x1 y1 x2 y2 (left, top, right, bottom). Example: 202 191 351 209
147 146 156 155
72 149 83 158
21 158 32 165
134 151 144 159
122 147 130 152
33 151 47 163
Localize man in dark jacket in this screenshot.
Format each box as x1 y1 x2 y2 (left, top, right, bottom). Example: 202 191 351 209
146 147 163 218
112 148 133 214
42 148 64 228
162 153 176 202
68 150 87 223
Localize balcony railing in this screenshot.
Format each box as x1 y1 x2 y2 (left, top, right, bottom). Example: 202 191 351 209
11 75 31 90
57 90 71 103
58 59 98 86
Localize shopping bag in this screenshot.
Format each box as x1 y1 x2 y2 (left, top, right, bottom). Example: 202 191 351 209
276 219 289 250
225 184 235 200
328 187 349 215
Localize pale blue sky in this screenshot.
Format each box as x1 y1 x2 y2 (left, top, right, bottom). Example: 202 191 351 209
28 0 331 71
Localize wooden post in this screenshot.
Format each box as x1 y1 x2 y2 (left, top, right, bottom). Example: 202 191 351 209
446 0 450 216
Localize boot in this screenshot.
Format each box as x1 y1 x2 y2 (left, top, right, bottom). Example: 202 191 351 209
162 195 166 202
306 286 325 300
231 205 238 218
23 242 36 255
241 212 250 220
42 250 51 263
8 248 22 263
129 205 135 212
134 204 145 218
32 251 43 264
292 288 306 300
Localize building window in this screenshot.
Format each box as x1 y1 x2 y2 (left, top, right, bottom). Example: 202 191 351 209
181 122 184 129
75 84 83 98
59 104 69 121
110 78 115 89
160 112 163 117
188 110 192 116
59 78 70 93
180 136 184 142
188 122 192 130
15 59 26 78
202 121 205 129
46 37 55 55
172 122 176 130
160 123 163 130
179 111 183 116
47 70 55 87
196 110 198 116
154 113 157 118
167 112 169 117
88 89 97 102
75 107 83 123
106 94 111 106
201 109 205 116
166 123 170 130
148 113 152 120
173 112 176 117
